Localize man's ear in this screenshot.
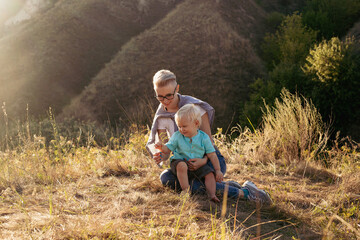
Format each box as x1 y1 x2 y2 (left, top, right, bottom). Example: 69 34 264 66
176 84 180 93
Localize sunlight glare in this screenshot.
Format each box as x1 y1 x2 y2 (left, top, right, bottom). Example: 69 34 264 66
0 0 11 13
0 0 21 21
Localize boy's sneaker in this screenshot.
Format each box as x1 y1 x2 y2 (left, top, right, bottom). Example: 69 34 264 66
242 181 273 206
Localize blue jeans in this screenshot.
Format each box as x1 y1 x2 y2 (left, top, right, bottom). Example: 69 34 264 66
160 148 241 199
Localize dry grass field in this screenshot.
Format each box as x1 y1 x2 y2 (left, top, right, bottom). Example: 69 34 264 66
1 90 359 239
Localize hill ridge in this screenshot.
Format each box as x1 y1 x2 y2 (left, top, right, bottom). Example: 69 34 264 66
0 0 180 117
62 0 266 129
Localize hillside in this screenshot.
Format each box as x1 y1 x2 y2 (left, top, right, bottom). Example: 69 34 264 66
0 0 179 117
62 0 267 129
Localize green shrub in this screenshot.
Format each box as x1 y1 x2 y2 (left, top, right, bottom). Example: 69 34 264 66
264 11 285 31
241 63 308 128
303 37 346 83
303 37 360 138
261 12 317 70
302 0 360 39
242 13 316 128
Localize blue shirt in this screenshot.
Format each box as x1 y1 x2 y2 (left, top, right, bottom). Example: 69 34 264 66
166 130 215 161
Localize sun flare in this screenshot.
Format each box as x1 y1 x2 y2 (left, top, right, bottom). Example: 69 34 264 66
0 0 23 22
0 0 11 13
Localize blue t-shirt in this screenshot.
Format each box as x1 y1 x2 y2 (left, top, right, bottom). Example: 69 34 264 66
166 130 215 161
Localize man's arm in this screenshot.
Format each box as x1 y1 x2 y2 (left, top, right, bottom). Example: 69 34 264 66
157 129 169 143
200 112 214 144
207 152 223 182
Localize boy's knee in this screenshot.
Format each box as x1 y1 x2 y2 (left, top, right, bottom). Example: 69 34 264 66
176 162 188 172
204 172 215 179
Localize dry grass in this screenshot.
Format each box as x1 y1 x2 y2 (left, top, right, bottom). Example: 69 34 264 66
1 91 360 239
216 89 360 239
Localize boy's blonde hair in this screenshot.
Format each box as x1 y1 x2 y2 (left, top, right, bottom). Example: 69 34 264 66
175 104 202 126
153 69 177 88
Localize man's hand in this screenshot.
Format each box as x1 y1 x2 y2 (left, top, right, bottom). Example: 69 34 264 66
187 156 207 171
215 170 224 182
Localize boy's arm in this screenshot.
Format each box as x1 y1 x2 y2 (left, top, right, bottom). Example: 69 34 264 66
154 129 171 162
207 152 223 182
156 131 179 155
155 142 171 154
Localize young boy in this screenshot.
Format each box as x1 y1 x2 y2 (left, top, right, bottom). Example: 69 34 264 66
156 104 223 202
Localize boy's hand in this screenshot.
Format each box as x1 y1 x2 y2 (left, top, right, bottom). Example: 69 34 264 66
215 170 224 182
153 152 162 164
153 152 170 164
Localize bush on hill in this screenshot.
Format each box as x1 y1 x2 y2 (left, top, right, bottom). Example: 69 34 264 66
302 0 360 40
242 8 360 140
261 13 318 70
241 13 317 128
303 37 360 138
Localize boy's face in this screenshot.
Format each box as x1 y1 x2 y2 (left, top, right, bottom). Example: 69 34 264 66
176 117 199 138
154 82 178 110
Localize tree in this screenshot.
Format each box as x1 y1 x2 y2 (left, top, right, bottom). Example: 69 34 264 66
261 12 317 70
302 37 346 83
303 37 360 138
302 0 360 39
241 13 317 128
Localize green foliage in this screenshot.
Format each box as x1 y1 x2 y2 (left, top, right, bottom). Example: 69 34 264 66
303 37 346 83
264 11 285 31
241 78 279 128
242 6 360 140
242 13 316 128
261 12 317 70
302 0 360 39
303 37 360 137
269 62 309 93
241 64 310 128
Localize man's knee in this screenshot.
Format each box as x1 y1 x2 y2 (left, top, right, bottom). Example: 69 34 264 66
160 169 174 186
